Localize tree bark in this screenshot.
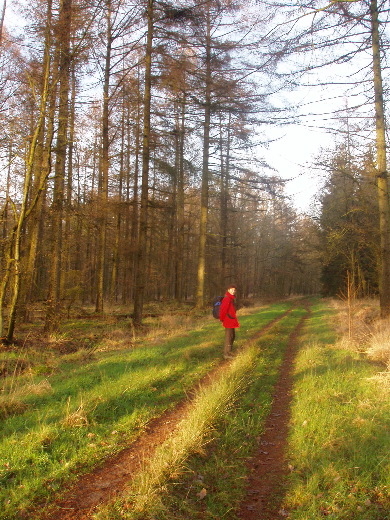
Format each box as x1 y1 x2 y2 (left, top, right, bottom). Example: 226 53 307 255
95 0 112 313
133 0 154 326
175 95 186 301
0 0 6 48
21 0 56 317
4 49 53 342
219 110 231 291
196 1 211 308
370 0 390 317
45 0 73 332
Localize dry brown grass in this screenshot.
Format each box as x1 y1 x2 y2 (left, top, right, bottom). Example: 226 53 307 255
330 298 379 344
62 397 89 428
0 395 28 419
142 313 202 344
331 298 390 383
366 320 390 369
0 379 53 419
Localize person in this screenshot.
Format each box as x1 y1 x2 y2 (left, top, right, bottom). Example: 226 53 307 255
219 284 240 359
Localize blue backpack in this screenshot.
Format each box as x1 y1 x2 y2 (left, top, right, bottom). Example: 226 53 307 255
212 296 223 319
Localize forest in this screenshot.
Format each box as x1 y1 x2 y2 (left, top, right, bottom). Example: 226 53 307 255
1 3 390 518
1 0 390 342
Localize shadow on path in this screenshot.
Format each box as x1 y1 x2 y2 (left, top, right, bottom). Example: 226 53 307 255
31 304 301 520
237 302 311 520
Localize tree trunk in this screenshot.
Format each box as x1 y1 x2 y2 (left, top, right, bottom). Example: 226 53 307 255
45 0 73 332
219 110 231 291
196 2 211 308
4 54 53 342
95 0 112 313
62 63 77 297
1 0 54 341
370 0 390 317
0 0 6 48
111 90 126 301
23 0 57 313
175 95 186 301
133 0 154 326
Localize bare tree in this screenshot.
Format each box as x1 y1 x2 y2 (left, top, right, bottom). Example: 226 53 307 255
133 0 154 326
370 0 390 316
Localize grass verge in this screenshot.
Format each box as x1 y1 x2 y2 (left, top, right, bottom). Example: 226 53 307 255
282 301 390 519
0 301 295 520
92 303 310 519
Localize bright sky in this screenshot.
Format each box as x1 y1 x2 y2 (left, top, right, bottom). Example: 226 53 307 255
4 0 382 216
263 126 330 213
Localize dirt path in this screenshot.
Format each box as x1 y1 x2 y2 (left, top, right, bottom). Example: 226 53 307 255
32 305 299 520
237 305 311 520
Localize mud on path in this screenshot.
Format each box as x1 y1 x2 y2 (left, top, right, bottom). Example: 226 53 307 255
237 304 311 520
34 304 303 520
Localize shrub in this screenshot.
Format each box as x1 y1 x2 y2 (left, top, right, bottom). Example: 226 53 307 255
366 320 390 369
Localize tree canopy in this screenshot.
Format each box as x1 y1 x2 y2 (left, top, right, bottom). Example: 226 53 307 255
0 0 389 341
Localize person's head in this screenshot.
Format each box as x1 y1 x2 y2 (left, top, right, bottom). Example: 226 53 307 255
227 284 237 295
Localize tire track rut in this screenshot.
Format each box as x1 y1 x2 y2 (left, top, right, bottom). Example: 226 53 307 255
237 302 311 520
32 304 299 520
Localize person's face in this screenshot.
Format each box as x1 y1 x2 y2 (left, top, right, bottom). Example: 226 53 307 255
228 287 236 295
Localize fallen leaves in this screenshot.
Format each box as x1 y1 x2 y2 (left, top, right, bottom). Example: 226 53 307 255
197 488 207 500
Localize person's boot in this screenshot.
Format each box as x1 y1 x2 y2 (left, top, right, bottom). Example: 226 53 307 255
223 348 234 359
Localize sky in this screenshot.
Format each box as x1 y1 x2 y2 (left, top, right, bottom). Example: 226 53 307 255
3 0 383 216
260 83 348 214
263 126 329 213
252 0 390 215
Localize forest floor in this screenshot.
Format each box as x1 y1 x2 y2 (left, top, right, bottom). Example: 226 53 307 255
5 299 388 520
36 305 305 520
236 306 307 520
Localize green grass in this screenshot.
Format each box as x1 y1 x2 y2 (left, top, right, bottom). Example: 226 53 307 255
0 301 295 520
89 299 389 520
283 302 390 519
4 299 384 520
92 303 310 519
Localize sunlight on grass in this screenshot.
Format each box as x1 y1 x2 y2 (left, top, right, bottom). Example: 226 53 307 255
6 299 385 520
94 346 259 520
0 302 278 520
284 304 390 520
93 302 310 520
366 320 390 369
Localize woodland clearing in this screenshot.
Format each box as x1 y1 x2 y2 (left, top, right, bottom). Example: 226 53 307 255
0 298 388 520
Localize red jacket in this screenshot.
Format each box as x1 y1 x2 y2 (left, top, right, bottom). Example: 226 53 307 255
219 291 240 329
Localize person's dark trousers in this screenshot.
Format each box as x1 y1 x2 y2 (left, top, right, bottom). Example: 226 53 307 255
224 327 235 357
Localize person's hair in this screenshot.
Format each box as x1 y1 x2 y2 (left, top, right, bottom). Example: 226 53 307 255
227 284 237 290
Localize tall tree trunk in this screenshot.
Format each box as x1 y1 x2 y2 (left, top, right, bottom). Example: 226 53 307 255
23 0 56 313
0 0 6 48
45 0 73 331
175 94 186 301
62 63 77 297
1 135 12 252
133 0 154 326
196 2 212 308
370 0 390 317
1 0 54 341
95 0 112 313
3 49 53 342
219 111 231 291
122 96 137 304
111 92 126 301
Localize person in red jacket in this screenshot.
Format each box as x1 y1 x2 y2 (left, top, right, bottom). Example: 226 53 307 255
219 284 240 359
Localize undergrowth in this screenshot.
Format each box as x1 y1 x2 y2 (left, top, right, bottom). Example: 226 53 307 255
283 301 390 520
93 304 309 519
0 300 295 520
